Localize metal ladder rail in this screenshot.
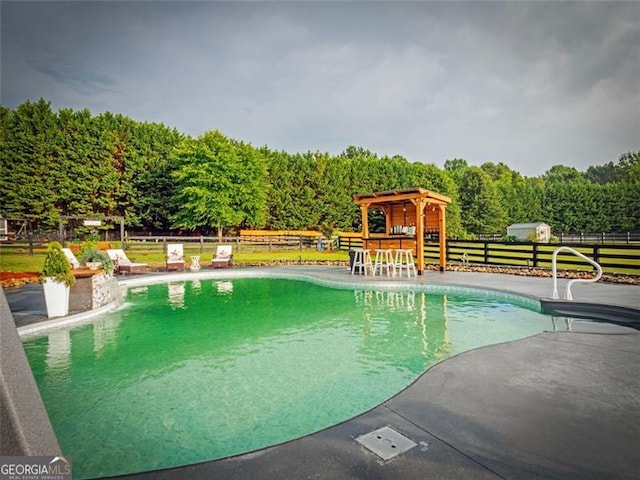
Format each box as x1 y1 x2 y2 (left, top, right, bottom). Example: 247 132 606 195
551 246 603 300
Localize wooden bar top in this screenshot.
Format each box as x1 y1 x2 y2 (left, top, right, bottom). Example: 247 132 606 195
363 236 417 252
364 235 416 240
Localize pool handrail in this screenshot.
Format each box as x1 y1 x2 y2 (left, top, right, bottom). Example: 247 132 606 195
551 246 603 301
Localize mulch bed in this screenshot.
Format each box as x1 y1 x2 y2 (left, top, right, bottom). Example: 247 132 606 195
0 271 41 289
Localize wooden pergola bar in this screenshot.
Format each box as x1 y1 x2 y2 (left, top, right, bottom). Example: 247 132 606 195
353 187 451 273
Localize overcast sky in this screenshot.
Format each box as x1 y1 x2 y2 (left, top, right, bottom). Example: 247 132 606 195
2 1 639 177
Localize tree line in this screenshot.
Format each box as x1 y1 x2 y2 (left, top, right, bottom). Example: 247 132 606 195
1 99 638 239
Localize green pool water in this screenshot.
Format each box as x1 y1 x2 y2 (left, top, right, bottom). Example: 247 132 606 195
23 278 554 478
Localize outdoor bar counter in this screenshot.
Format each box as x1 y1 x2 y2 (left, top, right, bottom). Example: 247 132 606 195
362 235 417 252
354 188 451 273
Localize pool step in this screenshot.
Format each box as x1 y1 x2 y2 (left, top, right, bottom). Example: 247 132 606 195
541 300 640 329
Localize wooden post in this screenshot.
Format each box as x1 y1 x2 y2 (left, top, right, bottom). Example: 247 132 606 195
28 231 34 256
58 219 65 245
120 218 125 249
382 206 391 235
439 204 447 271
361 205 369 240
416 198 425 273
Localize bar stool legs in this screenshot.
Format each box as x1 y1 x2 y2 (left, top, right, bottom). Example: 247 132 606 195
394 249 417 277
373 249 394 276
353 248 416 277
351 249 373 275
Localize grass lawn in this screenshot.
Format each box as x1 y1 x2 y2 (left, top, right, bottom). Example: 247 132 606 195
0 246 350 273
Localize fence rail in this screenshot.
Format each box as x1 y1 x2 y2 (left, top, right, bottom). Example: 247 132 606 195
125 235 325 253
477 231 640 244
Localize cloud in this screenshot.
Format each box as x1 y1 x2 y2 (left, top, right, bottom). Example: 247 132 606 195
1 0 638 176
31 59 118 95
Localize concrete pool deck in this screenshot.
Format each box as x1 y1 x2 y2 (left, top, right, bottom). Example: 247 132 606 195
4 266 640 479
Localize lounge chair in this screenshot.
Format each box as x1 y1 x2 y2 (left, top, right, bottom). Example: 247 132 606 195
166 243 185 271
61 248 81 269
211 245 233 268
106 249 147 274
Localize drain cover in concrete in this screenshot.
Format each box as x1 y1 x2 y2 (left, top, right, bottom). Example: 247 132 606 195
355 426 417 460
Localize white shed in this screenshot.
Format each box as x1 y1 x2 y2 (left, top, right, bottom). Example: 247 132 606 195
507 222 551 243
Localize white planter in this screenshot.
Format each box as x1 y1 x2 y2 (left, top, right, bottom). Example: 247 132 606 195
43 278 70 318
86 262 101 270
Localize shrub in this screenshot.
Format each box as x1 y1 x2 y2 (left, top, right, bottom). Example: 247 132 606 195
78 244 114 276
41 241 76 286
502 235 519 243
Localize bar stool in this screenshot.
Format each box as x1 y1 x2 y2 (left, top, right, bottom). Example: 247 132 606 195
394 249 417 277
351 249 373 275
373 249 394 276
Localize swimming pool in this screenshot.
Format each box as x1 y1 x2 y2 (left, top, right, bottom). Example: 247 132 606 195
23 277 558 479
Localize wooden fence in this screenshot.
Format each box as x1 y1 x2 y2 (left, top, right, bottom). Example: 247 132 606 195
125 234 326 253
477 231 640 244
337 236 640 275
0 233 327 258
3 233 639 275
